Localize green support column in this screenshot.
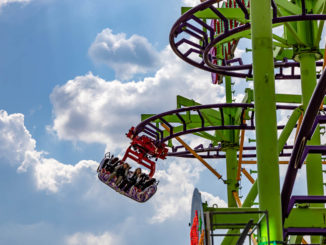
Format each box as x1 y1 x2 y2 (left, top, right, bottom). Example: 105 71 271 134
225 148 238 208
220 110 299 244
220 74 239 245
251 0 283 243
299 53 324 244
225 76 233 103
224 75 238 208
299 53 323 198
220 148 240 245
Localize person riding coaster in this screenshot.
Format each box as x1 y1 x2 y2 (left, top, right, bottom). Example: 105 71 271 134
134 173 157 191
107 162 130 186
119 167 142 193
97 153 120 174
97 152 159 202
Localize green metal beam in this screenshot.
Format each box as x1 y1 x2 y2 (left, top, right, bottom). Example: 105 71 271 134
314 20 325 47
226 149 239 208
275 48 294 60
274 0 302 15
141 112 221 125
210 23 283 47
277 107 303 150
272 34 289 46
273 46 283 59
203 207 260 230
313 0 326 14
273 41 290 48
283 21 306 46
252 93 326 104
176 95 201 108
181 7 248 23
299 52 324 244
314 1 326 47
251 0 283 242
284 208 326 228
193 131 224 142
275 94 302 104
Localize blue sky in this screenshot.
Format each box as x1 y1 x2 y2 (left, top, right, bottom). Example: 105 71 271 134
0 0 231 244
0 0 315 244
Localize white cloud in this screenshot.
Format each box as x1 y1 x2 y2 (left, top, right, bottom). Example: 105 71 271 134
50 45 224 152
0 110 35 164
201 191 227 207
65 231 123 245
0 96 225 227
18 150 98 192
150 159 203 223
0 109 97 193
89 28 161 80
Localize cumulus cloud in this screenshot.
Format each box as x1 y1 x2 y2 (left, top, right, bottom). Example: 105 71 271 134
18 151 98 192
65 231 123 245
0 108 223 230
150 159 203 223
50 45 224 152
89 28 161 80
0 109 97 193
0 110 35 164
201 191 227 207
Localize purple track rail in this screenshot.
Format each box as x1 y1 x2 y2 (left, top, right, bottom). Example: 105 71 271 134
170 0 325 79
167 0 326 239
133 103 297 147
168 144 294 159
281 69 326 222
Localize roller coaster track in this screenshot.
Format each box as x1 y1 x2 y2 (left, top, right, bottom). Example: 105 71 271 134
281 69 326 232
118 0 326 239
133 103 296 145
168 0 326 239
169 0 325 79
168 144 294 159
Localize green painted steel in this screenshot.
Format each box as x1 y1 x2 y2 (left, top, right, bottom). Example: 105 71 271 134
289 236 302 245
169 0 326 243
220 181 259 245
224 74 238 208
219 108 300 244
250 0 283 242
284 208 326 228
298 52 324 244
225 76 232 104
274 0 302 14
202 207 260 229
277 107 303 150
275 94 302 104
181 7 248 23
242 181 258 208
225 149 238 208
219 87 252 245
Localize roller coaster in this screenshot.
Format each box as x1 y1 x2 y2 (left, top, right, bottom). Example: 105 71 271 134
97 0 326 244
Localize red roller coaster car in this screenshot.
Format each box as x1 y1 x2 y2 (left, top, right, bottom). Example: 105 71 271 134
123 127 168 177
